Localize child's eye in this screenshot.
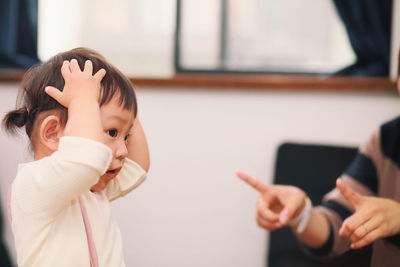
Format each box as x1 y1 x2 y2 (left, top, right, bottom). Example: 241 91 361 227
107 129 117 137
124 134 131 142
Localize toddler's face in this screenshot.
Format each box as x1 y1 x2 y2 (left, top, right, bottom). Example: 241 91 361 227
90 96 135 192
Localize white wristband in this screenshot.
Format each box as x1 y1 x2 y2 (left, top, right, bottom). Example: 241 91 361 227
288 197 312 234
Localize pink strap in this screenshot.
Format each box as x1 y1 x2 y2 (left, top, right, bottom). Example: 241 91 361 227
8 185 98 266
79 196 99 267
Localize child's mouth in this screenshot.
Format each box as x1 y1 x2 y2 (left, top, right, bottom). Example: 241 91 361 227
105 167 121 179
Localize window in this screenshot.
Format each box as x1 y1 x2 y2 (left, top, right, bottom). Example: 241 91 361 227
38 0 175 78
176 0 355 74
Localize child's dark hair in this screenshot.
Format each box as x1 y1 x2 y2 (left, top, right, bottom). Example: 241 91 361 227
3 47 137 138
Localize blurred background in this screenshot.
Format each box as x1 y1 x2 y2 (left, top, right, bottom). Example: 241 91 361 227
1 0 400 266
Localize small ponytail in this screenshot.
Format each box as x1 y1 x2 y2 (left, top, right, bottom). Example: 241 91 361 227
2 107 29 134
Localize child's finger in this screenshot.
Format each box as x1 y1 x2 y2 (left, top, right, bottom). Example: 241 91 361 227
84 60 93 75
94 68 106 82
69 59 81 72
236 170 269 193
60 61 71 78
45 86 64 106
336 178 362 208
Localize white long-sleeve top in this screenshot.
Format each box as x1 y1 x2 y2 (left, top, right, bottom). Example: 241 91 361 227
9 136 147 267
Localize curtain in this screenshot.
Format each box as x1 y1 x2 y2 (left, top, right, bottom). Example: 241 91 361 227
0 0 39 69
332 0 393 77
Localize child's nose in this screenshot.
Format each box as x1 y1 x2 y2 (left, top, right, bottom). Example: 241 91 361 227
115 141 128 160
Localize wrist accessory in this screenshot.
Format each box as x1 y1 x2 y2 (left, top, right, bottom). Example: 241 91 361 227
288 197 312 234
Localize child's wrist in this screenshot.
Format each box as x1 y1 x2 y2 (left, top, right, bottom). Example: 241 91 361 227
68 97 99 108
64 99 104 142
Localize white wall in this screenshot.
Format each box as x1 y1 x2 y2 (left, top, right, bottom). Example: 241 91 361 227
0 84 32 264
1 82 399 267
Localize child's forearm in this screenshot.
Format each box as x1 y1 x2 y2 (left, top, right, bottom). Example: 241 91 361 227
127 118 150 171
103 118 148 200
64 99 104 143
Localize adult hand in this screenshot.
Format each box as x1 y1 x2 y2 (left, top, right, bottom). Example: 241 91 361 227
236 170 306 231
337 178 400 249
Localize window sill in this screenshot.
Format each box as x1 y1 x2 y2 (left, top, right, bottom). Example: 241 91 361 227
0 70 396 93
132 73 396 93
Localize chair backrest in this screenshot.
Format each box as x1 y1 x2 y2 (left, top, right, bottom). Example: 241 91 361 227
268 142 372 267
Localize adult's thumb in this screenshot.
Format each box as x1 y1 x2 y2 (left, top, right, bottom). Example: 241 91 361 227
279 202 299 225
336 178 362 207
279 209 289 224
278 188 306 225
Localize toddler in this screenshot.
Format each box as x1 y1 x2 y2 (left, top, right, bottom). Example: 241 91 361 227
3 47 150 267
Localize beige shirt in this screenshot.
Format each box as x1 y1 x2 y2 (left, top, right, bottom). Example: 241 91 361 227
314 121 400 266
10 136 146 267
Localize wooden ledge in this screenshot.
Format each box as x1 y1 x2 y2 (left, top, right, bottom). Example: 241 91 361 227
0 69 26 82
1 70 396 93
131 73 396 93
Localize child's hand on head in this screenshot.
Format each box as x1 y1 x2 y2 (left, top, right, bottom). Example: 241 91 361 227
45 59 106 107
44 59 107 142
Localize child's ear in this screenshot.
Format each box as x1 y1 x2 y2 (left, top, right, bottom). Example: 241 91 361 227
39 115 64 152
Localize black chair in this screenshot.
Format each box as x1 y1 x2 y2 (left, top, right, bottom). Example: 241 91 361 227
268 142 372 267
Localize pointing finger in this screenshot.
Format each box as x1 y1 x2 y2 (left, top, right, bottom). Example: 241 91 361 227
236 170 269 193
339 211 369 239
351 227 379 249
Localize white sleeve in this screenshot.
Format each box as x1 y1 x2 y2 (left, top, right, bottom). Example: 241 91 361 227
104 158 147 201
13 136 112 217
